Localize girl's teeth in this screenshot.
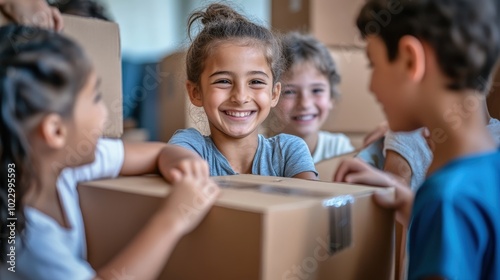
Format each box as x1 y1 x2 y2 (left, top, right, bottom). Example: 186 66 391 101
226 111 251 117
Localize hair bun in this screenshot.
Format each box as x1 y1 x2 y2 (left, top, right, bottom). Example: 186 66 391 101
198 4 247 26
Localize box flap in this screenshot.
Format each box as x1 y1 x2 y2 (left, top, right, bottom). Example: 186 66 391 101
62 15 123 138
0 14 123 138
81 175 381 213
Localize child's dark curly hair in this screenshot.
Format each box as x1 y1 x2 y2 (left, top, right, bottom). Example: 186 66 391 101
357 0 500 92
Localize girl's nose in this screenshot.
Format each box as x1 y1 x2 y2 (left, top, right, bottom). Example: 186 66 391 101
230 85 250 104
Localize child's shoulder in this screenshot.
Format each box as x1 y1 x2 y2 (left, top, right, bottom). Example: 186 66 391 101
169 128 207 141
173 127 203 136
259 133 309 154
487 117 500 144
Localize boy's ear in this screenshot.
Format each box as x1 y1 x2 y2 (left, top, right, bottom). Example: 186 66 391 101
398 35 425 82
270 82 281 107
40 113 67 149
186 81 203 107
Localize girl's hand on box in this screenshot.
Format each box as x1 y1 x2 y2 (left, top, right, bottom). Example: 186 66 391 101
0 0 63 31
333 158 413 226
163 159 220 235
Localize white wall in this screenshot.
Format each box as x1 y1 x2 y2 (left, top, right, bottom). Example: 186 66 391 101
101 0 270 62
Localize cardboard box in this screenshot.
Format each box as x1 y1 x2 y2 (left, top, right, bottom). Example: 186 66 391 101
322 48 386 134
0 15 123 137
157 51 209 142
272 0 310 33
78 175 395 280
271 0 365 47
310 0 365 47
315 151 357 181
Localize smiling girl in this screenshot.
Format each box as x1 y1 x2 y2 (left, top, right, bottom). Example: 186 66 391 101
168 4 317 179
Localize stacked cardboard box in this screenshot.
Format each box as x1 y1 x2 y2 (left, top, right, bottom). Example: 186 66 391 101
0 15 123 137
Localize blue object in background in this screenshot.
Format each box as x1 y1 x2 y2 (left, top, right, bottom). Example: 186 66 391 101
121 59 160 140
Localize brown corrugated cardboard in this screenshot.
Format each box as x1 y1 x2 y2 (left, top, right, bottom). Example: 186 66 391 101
157 51 209 142
315 154 406 280
78 175 395 280
157 51 191 142
62 15 123 138
0 14 123 138
321 48 385 133
272 0 310 33
270 0 364 47
315 151 357 181
310 0 365 47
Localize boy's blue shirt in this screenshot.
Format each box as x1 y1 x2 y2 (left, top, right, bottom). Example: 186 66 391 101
408 148 500 280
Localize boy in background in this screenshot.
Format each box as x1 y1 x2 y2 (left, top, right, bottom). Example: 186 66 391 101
267 32 355 163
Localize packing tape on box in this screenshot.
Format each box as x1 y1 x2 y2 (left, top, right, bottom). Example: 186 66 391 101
323 196 354 255
216 180 354 256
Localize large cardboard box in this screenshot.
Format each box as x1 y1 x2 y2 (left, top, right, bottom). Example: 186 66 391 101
157 51 209 142
310 0 365 47
315 151 357 181
271 0 365 47
271 0 310 33
0 15 123 137
322 48 386 134
63 15 123 138
78 175 395 280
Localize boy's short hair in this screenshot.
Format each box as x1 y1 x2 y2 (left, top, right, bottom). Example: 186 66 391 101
356 0 500 92
281 32 341 99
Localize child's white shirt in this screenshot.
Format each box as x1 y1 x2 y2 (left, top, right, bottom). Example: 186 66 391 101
0 138 124 280
312 131 355 163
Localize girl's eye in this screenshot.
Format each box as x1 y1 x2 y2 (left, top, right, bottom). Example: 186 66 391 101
283 89 296 95
250 80 266 85
214 79 231 84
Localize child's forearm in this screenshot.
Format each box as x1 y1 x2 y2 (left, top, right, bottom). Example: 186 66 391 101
120 142 169 176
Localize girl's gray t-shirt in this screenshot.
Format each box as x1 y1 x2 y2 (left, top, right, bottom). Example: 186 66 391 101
169 128 318 178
